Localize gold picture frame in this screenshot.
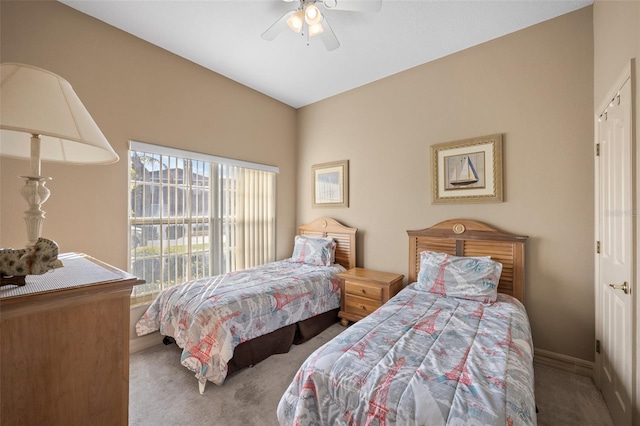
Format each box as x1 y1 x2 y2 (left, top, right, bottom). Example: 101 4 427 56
312 160 349 208
431 134 503 204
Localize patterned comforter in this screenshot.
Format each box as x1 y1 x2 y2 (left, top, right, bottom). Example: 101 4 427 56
277 283 536 425
136 259 344 386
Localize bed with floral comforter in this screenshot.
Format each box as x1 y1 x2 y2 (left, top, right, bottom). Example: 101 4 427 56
136 259 344 392
277 281 536 425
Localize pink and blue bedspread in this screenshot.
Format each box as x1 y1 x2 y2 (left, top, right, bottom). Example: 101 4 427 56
136 259 344 386
277 283 536 425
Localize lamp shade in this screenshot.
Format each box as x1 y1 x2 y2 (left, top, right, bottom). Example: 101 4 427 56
308 22 324 37
0 62 118 164
286 9 304 33
304 4 322 26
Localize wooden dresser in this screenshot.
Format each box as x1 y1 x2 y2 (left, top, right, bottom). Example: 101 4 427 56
338 267 404 326
0 253 142 426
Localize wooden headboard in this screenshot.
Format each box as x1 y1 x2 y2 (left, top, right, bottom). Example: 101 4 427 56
298 217 357 270
407 219 528 303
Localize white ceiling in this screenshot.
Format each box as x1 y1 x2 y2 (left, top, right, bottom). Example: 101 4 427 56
59 0 592 109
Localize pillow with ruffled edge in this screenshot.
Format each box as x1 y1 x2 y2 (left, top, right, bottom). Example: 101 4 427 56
415 250 502 303
291 235 336 266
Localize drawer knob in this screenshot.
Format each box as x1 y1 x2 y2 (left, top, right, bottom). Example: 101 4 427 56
360 289 366 294
360 305 366 310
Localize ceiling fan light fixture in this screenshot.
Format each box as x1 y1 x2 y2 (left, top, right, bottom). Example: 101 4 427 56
308 22 324 37
304 4 322 26
286 9 305 33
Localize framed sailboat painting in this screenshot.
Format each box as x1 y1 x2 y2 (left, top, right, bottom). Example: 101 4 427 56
431 134 503 204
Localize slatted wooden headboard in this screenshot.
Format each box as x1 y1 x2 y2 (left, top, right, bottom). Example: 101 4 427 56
407 219 528 303
299 217 357 270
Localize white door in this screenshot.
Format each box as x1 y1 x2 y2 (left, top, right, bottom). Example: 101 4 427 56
595 66 634 426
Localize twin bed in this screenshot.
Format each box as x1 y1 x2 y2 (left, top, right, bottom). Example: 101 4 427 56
135 217 356 394
277 219 536 425
136 217 536 425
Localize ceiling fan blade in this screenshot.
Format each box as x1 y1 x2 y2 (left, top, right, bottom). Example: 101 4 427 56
323 0 382 13
319 17 340 51
261 11 295 41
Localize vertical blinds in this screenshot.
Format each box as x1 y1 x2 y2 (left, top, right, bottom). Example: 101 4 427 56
128 141 278 305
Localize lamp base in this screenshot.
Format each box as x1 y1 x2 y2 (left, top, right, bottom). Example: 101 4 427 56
19 175 52 245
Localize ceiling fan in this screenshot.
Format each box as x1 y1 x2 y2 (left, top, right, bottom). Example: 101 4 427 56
261 0 382 51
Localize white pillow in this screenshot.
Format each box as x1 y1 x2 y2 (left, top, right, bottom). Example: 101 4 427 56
291 235 336 266
416 251 502 303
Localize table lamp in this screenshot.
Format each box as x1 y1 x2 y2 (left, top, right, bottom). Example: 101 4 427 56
0 62 119 286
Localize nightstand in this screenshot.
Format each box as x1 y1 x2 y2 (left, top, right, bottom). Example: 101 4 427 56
338 267 404 326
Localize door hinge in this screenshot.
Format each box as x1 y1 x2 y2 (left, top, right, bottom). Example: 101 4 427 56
596 143 600 157
596 241 600 254
596 339 601 354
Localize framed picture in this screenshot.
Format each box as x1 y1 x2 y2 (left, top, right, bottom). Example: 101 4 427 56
312 160 349 208
431 134 503 204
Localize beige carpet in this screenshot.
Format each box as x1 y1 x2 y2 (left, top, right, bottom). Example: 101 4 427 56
129 323 344 426
129 323 613 425
534 364 613 426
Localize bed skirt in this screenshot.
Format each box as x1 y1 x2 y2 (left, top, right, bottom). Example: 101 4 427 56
227 308 339 374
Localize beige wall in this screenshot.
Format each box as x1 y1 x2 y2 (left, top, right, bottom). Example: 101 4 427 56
0 0 298 270
297 7 595 361
1 1 607 364
593 1 640 423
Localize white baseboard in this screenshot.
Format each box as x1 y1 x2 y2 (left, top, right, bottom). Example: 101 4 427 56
130 332 162 354
534 347 594 378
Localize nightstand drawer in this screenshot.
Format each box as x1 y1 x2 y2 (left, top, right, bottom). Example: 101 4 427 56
344 294 381 316
344 280 383 300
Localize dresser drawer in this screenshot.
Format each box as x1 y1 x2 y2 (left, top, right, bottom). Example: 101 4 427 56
344 280 383 300
344 294 382 316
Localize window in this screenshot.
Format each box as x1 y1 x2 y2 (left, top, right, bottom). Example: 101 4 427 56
128 141 278 305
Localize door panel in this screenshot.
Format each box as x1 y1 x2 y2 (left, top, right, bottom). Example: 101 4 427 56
597 75 633 426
